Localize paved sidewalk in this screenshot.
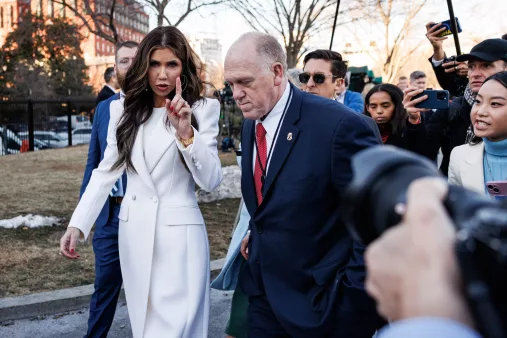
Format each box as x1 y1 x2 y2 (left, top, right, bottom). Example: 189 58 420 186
0 289 232 338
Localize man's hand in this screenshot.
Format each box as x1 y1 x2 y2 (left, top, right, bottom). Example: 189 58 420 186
59 227 82 259
365 178 474 328
426 22 447 61
403 87 429 123
442 60 468 77
240 230 250 260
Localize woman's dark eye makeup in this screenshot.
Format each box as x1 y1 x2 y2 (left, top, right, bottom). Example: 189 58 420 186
149 60 180 67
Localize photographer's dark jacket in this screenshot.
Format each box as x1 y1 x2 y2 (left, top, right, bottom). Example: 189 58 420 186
378 116 434 161
428 56 468 97
420 96 472 176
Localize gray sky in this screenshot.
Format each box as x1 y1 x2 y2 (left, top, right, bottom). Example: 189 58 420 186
149 0 507 63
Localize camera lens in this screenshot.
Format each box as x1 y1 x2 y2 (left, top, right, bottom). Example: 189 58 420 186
437 92 447 101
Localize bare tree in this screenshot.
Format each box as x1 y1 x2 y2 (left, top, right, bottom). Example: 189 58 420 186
51 0 140 44
143 0 227 27
229 0 366 68
347 0 428 83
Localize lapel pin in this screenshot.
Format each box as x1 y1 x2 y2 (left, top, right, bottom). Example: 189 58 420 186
287 132 293 141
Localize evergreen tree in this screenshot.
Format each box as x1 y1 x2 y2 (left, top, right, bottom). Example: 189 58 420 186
0 13 92 98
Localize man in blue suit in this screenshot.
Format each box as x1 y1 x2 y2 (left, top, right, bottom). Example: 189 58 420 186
224 33 384 337
80 41 138 338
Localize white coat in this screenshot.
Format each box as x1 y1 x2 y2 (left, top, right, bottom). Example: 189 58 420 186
68 97 223 337
448 142 485 195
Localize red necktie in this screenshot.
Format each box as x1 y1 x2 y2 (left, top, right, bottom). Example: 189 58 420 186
254 123 267 205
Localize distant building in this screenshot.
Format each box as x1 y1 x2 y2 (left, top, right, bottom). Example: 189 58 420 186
188 33 223 63
0 0 150 92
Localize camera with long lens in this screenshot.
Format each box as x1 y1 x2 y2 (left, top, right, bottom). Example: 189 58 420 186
341 146 507 338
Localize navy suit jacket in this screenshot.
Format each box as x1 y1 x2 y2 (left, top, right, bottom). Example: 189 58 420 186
80 94 127 228
240 84 383 337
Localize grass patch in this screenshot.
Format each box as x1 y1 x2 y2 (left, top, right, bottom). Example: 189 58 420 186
0 146 240 297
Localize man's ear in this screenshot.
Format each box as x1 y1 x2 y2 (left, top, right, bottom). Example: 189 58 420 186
272 63 284 86
334 77 344 92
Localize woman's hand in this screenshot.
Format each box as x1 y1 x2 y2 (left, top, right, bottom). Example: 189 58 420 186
166 77 194 140
59 227 82 259
403 87 430 123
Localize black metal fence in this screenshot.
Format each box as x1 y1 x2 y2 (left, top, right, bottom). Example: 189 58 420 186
0 97 243 156
0 97 96 155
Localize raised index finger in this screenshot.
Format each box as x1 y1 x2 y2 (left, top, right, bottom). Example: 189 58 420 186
176 76 182 97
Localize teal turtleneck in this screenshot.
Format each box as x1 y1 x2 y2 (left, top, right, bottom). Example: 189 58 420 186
483 138 507 197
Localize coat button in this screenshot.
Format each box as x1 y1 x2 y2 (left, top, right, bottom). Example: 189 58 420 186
132 194 136 201
258 224 263 234
152 197 158 203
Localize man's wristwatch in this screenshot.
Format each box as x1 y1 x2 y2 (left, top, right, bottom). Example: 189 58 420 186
180 135 194 147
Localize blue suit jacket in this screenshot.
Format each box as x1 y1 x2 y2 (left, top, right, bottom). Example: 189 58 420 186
79 94 127 228
240 84 384 337
344 90 365 114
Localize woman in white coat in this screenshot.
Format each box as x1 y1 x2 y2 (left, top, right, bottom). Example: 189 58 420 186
449 71 507 198
59 26 222 337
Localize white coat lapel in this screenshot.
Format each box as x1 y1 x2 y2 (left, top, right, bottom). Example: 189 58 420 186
132 123 157 192
144 115 176 174
462 143 485 194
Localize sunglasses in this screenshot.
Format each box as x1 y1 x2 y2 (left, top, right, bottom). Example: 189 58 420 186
299 72 338 84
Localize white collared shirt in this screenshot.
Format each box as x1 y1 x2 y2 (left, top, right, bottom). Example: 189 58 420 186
336 91 345 104
252 82 292 174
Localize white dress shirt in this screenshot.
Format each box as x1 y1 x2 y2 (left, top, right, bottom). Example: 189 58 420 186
252 82 292 174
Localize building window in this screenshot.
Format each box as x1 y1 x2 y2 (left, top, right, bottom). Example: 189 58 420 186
9 5 13 27
48 0 54 17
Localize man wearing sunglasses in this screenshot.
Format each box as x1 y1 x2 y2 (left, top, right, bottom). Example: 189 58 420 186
302 49 381 141
301 50 364 113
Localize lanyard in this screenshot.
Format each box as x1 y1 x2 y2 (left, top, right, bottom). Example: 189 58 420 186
254 86 293 190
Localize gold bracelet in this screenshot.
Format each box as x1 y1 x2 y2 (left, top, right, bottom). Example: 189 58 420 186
180 136 194 147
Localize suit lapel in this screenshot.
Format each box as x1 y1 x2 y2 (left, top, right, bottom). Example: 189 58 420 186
462 143 485 194
144 115 176 174
261 85 302 202
241 119 257 215
132 124 156 192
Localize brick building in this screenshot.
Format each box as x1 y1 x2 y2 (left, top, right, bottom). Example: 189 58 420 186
0 0 150 92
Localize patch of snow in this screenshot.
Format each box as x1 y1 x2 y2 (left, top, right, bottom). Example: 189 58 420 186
0 214 62 229
197 165 242 203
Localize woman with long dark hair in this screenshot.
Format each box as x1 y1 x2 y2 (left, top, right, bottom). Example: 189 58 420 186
59 26 222 337
364 83 430 157
449 71 507 197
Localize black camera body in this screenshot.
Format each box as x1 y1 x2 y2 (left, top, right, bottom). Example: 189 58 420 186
341 146 507 338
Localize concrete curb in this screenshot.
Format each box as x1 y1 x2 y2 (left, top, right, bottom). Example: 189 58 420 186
0 258 226 322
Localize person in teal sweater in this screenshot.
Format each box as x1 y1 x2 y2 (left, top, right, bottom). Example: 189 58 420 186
449 71 507 199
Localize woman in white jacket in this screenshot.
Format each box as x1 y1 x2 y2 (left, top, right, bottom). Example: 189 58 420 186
449 71 507 199
59 26 222 337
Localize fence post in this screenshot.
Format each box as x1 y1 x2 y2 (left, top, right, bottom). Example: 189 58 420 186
67 99 72 146
27 99 34 151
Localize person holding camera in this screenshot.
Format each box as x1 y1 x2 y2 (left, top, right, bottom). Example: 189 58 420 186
365 178 480 338
404 39 507 176
364 84 431 158
449 71 507 197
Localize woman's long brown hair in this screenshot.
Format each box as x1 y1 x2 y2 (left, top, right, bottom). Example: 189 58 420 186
112 26 203 173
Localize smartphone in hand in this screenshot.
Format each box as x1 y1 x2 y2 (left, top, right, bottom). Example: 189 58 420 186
487 181 507 197
412 90 450 110
430 18 463 37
